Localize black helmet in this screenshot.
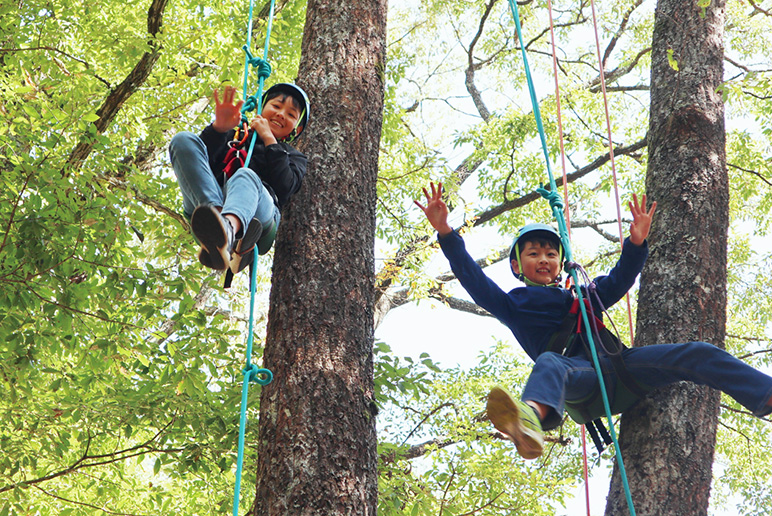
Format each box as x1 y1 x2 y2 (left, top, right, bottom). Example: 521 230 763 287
261 83 310 143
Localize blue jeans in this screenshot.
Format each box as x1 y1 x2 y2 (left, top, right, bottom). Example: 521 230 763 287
169 131 278 237
523 341 772 430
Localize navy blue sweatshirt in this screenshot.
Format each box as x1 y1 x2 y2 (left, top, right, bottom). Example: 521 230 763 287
438 230 648 362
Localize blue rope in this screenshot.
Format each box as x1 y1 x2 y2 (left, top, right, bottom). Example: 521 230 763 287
506 1 637 514
240 0 276 166
232 0 277 514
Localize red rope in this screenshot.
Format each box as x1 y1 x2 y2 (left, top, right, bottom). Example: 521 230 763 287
588 0 636 345
545 0 571 235
545 5 591 514
581 425 591 514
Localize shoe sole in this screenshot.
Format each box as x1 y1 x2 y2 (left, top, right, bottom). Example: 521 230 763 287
229 218 262 274
487 387 544 459
191 206 230 271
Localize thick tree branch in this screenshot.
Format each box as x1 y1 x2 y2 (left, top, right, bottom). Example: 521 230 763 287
601 0 645 69
464 0 498 121
588 47 651 92
65 0 170 173
748 0 772 17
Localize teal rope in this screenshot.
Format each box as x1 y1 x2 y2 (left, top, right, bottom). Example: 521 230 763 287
232 257 273 516
240 0 276 165
506 1 637 514
232 0 277 514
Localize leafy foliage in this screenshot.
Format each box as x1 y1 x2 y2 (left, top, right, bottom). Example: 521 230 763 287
2 0 772 513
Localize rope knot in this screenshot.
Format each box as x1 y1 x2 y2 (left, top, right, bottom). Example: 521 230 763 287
242 46 272 79
241 95 258 115
243 364 273 386
564 261 579 272
536 184 565 211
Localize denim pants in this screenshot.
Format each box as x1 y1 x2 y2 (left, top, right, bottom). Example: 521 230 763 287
522 341 772 430
169 131 278 237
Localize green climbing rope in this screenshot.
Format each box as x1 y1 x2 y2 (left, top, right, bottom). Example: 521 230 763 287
506 1 637 514
232 0 277 514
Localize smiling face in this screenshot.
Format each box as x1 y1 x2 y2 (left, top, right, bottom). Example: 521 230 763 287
261 94 303 141
511 240 562 286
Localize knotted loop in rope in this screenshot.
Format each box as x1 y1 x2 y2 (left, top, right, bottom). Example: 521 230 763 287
536 184 565 212
242 46 273 79
564 261 580 273
243 363 273 386
241 95 259 115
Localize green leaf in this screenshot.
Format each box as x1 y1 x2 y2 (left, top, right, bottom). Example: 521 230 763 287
667 49 679 71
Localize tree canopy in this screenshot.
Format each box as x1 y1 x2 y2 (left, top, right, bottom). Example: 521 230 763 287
1 0 771 514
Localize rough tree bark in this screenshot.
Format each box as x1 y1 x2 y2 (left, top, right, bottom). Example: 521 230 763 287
606 0 727 514
250 0 387 514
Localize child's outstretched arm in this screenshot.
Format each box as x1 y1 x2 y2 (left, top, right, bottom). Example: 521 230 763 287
414 182 453 236
629 193 657 246
212 85 244 133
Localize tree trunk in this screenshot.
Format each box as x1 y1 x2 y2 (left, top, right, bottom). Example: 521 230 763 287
250 0 386 514
605 0 727 514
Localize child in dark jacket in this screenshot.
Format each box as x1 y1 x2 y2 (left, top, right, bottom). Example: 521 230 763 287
169 83 309 274
416 181 772 459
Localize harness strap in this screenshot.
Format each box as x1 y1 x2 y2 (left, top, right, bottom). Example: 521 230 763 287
550 298 651 427
223 145 248 179
585 419 613 454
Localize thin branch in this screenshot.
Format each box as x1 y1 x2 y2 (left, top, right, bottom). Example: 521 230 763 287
401 403 455 446
25 285 146 329
32 485 149 516
464 0 498 121
0 46 111 87
473 137 648 225
728 163 772 187
0 169 34 254
748 0 772 17
102 175 189 229
0 421 183 494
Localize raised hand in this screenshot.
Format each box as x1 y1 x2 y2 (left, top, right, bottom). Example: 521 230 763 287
628 193 657 246
414 182 453 236
212 86 244 133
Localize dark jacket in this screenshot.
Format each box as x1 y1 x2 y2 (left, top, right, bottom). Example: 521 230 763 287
438 230 648 362
199 124 307 209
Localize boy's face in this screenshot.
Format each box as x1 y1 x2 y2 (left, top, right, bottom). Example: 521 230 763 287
511 241 561 285
261 95 303 141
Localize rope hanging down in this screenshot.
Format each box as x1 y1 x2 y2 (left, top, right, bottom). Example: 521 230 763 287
505 1 637 514
232 0 277 514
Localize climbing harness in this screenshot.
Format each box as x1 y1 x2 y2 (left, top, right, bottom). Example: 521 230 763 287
548 266 651 450
506 0 638 514
231 0 277 514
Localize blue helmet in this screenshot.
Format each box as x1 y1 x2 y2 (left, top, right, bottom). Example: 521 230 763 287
262 83 310 143
509 223 564 282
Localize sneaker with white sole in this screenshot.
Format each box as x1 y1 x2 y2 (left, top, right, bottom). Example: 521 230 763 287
487 386 544 459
